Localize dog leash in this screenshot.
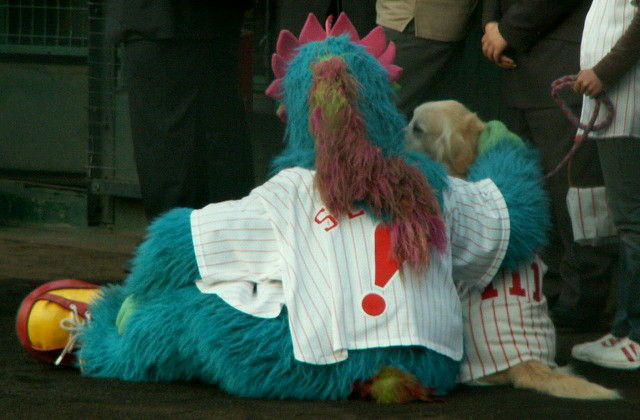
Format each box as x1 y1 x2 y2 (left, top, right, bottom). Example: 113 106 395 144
545 74 615 179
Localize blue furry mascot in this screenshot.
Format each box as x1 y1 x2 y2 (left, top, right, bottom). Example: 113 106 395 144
24 14 549 403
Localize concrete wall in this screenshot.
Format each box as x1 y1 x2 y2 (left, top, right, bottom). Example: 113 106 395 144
0 62 88 174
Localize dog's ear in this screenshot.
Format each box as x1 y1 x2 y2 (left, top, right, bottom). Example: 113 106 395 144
447 113 485 178
460 112 485 142
447 132 474 178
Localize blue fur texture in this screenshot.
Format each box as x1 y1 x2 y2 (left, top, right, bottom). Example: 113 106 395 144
270 36 448 204
467 141 551 270
78 208 459 399
118 208 200 301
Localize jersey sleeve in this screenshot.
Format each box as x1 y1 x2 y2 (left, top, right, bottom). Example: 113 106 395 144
191 189 282 289
444 176 510 291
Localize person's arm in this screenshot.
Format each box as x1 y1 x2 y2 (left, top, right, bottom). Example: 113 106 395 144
594 11 640 87
482 22 514 68
482 0 515 69
482 0 515 68
497 0 581 52
481 0 501 29
574 10 640 97
482 0 581 68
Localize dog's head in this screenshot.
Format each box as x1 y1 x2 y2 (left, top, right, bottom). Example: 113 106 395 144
406 100 485 178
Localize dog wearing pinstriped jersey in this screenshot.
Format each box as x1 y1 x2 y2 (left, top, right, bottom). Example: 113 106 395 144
407 99 619 400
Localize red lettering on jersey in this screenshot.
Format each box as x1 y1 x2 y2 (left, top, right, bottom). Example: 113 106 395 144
314 208 338 232
373 225 399 289
362 224 399 316
509 272 527 297
481 264 542 301
481 283 499 300
347 210 365 219
531 262 541 302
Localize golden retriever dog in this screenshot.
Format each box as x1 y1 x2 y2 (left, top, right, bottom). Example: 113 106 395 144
406 100 619 400
406 100 484 178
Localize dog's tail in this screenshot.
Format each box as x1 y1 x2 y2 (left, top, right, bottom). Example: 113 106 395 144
508 360 620 400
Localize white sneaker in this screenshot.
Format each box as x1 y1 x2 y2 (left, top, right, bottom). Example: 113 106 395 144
572 335 640 370
571 333 621 360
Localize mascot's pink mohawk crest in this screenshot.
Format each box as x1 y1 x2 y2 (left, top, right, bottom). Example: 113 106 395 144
266 13 402 117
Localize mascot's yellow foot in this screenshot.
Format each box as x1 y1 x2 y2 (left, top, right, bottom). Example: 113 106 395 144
351 366 443 404
16 279 100 366
115 294 137 335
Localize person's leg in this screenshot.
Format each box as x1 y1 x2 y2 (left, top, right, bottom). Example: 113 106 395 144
524 106 616 330
122 39 209 220
597 137 640 342
571 137 640 369
275 0 332 34
198 11 255 204
383 21 463 117
341 0 377 34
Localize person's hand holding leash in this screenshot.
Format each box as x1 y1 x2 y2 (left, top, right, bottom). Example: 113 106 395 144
573 69 604 97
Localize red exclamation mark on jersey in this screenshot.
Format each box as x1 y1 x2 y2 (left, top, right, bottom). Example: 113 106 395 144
362 224 399 316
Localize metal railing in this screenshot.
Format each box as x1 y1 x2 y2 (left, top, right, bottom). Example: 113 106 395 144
0 0 88 56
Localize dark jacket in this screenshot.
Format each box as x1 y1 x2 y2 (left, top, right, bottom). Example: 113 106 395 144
106 1 252 44
482 0 591 108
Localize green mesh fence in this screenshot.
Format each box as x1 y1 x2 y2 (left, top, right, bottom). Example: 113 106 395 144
0 0 88 56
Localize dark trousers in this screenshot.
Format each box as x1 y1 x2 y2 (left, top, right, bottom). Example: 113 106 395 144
508 106 617 326
122 35 254 220
597 137 640 342
275 0 377 35
382 21 464 117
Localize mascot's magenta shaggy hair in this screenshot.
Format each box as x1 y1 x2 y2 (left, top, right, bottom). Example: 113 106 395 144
308 56 446 269
76 13 550 401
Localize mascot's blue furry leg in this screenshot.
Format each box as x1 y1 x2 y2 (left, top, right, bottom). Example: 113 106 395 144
80 286 459 399
120 208 200 300
79 287 207 382
78 207 202 375
468 142 551 270
113 208 200 332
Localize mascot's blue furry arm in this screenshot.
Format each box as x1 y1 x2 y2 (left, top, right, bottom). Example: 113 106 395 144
467 137 550 271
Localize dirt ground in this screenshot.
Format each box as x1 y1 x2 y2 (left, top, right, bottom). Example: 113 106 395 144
0 225 139 282
2 225 640 419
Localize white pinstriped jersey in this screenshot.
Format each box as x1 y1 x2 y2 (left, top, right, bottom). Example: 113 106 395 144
579 0 640 139
458 256 556 383
192 167 509 365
